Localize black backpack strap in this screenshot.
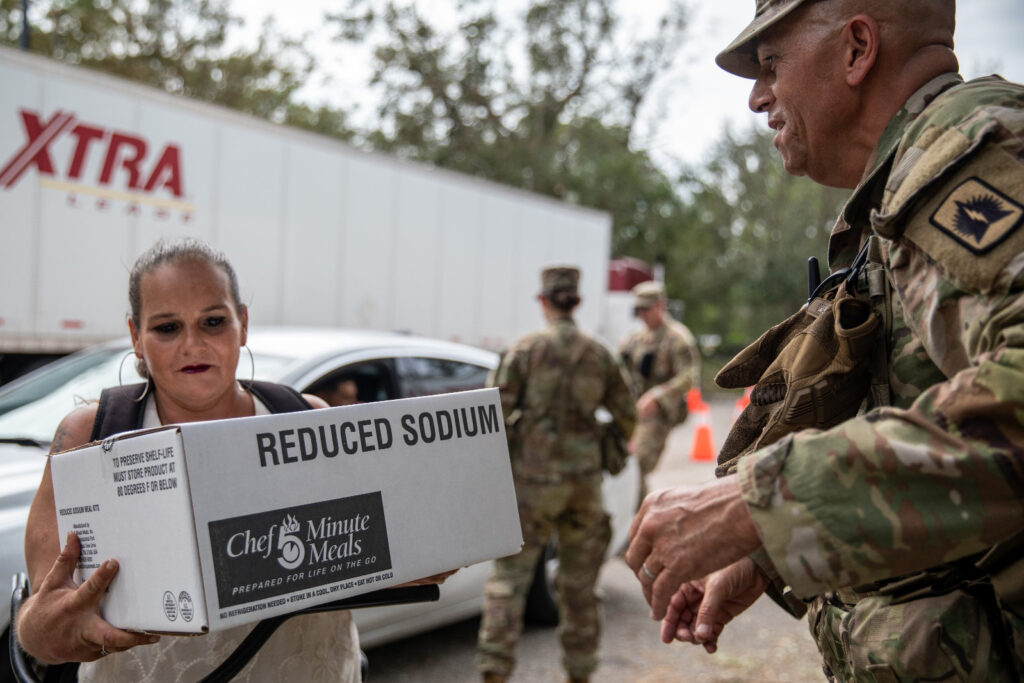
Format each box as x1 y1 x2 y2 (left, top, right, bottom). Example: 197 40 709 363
89 383 149 441
89 381 308 442
242 380 312 414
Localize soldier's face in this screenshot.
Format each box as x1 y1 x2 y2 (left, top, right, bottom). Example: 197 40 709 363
637 302 664 329
747 14 852 186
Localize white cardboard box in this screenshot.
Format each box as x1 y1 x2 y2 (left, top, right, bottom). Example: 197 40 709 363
50 387 522 634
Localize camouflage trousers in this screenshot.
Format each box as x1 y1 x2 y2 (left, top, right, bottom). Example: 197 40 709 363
808 587 1021 682
632 414 672 477
477 472 611 679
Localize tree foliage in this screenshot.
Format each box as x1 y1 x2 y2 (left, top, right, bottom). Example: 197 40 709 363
0 0 354 138
669 126 850 350
330 0 689 261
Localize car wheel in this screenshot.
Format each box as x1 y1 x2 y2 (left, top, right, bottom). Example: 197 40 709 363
524 540 559 626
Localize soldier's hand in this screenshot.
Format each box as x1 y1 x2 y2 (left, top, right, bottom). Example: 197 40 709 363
660 557 768 652
636 391 660 420
625 476 761 621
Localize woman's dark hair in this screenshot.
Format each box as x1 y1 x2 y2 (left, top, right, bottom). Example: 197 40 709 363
545 289 581 312
128 237 243 328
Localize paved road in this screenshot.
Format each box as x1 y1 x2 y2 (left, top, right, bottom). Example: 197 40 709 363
365 397 826 682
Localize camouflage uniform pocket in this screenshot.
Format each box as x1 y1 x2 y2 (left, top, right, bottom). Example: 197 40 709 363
807 596 851 681
813 591 1019 682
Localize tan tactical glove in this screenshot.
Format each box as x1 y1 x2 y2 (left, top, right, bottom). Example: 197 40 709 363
715 281 879 476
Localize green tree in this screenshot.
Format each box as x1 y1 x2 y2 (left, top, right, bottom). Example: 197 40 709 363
0 0 354 139
668 125 850 350
330 0 688 260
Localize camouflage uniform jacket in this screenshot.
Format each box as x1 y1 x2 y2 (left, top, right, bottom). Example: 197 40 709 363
619 318 700 424
494 316 637 481
737 73 1024 599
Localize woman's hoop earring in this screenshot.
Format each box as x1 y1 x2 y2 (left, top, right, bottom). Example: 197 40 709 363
245 344 255 385
133 376 151 403
119 351 151 403
117 351 134 387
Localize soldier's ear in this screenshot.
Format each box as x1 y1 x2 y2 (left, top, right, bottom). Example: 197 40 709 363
841 15 880 87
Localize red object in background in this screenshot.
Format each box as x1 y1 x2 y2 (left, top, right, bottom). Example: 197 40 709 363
686 387 703 413
608 257 653 292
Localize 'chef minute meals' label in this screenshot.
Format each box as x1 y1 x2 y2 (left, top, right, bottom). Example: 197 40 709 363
207 492 392 608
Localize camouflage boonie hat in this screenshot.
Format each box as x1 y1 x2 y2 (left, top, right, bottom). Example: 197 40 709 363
540 265 580 295
716 0 814 78
632 280 665 310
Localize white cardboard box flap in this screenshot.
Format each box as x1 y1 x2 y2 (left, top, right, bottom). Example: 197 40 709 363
51 428 208 632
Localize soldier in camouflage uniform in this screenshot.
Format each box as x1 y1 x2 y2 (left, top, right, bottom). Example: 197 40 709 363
477 266 636 683
619 281 700 488
624 1 1024 680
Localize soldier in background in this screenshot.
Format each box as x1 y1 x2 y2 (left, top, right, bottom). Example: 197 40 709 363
477 266 636 683
625 0 1024 679
619 281 700 493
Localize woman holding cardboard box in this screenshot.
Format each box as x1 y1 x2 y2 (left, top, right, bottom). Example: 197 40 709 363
16 238 363 682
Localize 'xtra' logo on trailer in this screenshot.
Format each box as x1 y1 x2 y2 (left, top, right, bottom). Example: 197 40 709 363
209 492 393 609
0 108 194 217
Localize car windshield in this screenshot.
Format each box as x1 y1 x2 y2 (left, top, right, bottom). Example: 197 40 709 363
0 347 292 444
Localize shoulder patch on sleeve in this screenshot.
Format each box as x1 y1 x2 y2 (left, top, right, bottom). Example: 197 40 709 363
903 145 1024 293
928 177 1024 254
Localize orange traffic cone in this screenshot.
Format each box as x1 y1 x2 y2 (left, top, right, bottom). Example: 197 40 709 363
689 391 715 462
686 387 703 414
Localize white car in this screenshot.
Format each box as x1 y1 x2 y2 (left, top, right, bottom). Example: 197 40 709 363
0 326 640 660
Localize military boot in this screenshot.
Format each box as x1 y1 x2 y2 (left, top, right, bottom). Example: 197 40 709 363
482 673 506 683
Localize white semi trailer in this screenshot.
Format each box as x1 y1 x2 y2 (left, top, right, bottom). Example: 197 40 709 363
0 45 615 380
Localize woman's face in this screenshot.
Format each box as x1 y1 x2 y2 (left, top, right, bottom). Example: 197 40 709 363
129 258 247 414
